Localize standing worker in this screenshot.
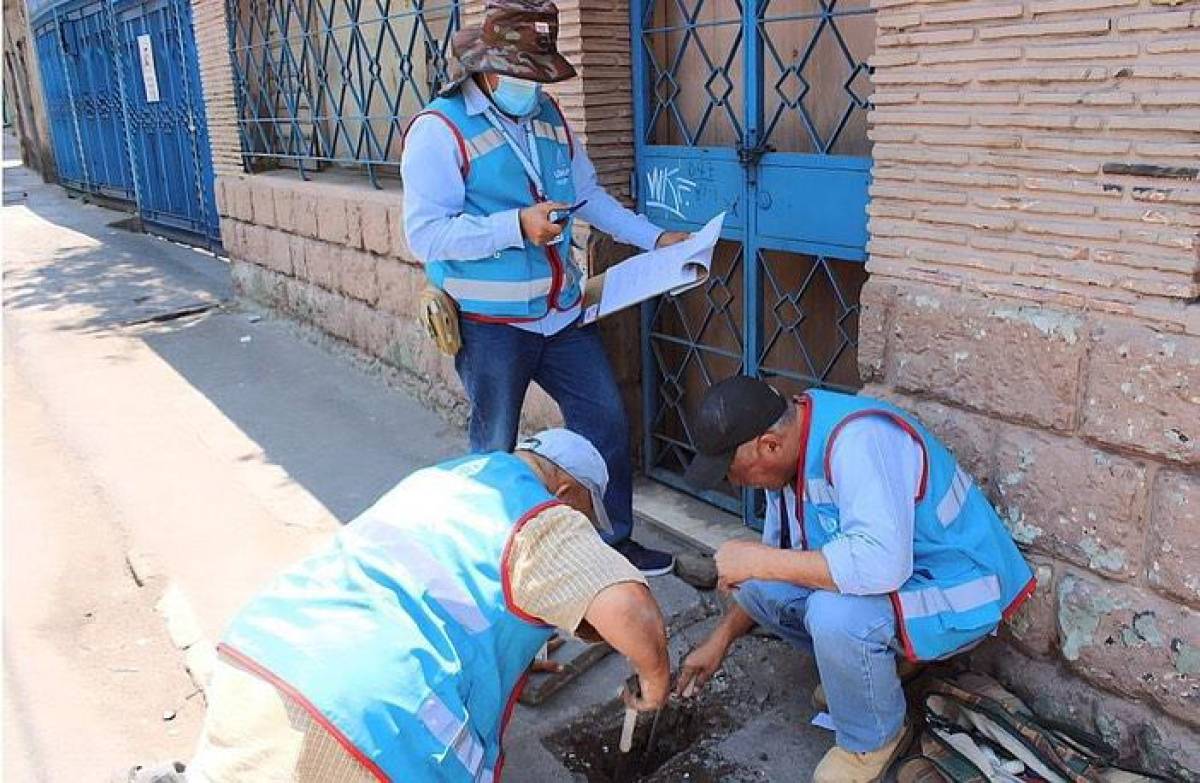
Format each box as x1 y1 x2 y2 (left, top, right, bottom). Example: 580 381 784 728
120 430 670 782
401 0 689 576
673 377 1035 783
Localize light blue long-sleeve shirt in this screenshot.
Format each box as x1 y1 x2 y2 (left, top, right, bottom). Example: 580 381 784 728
764 415 923 595
401 79 665 335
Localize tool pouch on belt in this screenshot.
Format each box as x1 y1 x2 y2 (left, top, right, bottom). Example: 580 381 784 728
420 285 461 356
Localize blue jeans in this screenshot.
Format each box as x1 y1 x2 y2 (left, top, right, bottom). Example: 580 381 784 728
735 580 906 753
454 317 633 543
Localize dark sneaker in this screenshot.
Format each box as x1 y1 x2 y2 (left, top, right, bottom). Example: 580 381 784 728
614 539 675 577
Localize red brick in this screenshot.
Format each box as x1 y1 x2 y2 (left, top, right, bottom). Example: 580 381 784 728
1147 470 1200 609
1081 321 1200 465
888 286 1088 431
992 428 1148 581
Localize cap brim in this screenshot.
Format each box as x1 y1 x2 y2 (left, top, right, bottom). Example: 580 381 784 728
683 450 734 492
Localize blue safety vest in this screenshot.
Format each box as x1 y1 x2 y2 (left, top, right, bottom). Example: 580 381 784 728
221 453 559 782
412 91 580 320
772 390 1035 662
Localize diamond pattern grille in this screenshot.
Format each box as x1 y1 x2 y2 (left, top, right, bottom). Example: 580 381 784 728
227 0 460 184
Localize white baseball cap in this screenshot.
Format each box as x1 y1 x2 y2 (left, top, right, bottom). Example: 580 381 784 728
516 428 612 534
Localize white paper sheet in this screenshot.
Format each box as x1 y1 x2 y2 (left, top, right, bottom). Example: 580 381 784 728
582 212 725 323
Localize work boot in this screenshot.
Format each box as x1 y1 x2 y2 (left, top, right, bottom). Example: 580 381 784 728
812 658 923 711
811 722 914 783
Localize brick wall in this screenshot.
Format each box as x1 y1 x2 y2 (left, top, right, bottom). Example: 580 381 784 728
191 0 242 177
861 0 1200 776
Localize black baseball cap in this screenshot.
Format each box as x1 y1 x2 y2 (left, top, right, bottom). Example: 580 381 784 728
683 376 789 490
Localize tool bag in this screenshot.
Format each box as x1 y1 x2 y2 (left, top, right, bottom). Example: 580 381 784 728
890 673 1168 783
420 285 462 356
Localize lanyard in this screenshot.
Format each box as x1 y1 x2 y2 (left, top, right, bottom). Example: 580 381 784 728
483 106 546 200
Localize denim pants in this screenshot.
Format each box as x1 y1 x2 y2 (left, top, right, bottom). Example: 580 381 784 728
735 580 906 753
454 317 633 543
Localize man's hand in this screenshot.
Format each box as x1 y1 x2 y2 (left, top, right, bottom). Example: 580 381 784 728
528 634 567 674
656 231 690 248
622 665 670 712
674 636 728 698
520 201 567 246
715 540 771 591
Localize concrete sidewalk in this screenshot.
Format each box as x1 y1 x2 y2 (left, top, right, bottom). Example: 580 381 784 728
3 139 832 781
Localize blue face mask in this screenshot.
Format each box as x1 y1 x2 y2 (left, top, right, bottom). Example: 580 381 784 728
490 76 541 118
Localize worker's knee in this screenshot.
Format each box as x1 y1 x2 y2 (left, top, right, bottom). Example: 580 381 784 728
804 590 895 647
734 580 811 638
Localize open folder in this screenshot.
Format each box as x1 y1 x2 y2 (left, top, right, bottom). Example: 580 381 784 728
581 212 726 324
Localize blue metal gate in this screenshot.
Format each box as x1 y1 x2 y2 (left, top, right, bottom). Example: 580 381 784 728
114 0 220 244
632 0 876 522
33 0 135 199
28 0 220 247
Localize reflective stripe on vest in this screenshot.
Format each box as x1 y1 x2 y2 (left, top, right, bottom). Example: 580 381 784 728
417 692 486 777
936 464 973 527
465 127 507 161
442 275 554 304
898 574 1002 619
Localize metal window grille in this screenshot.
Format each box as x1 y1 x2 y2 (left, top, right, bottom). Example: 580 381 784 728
226 0 460 187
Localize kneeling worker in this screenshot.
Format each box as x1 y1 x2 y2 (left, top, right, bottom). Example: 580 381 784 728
675 377 1035 783
136 429 669 782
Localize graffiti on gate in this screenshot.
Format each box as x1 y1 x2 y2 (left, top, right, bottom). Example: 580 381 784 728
645 165 696 220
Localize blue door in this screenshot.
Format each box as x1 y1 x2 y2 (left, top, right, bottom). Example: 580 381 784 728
113 0 220 245
633 0 876 521
34 0 136 200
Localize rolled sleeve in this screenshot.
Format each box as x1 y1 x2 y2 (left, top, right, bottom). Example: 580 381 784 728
506 505 646 635
822 416 923 596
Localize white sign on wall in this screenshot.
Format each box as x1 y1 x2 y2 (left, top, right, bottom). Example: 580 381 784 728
137 34 160 103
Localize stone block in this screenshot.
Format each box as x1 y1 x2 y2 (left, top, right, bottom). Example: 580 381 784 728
1001 559 1057 657
377 259 422 318
250 180 276 228
856 278 893 384
346 200 364 250
317 198 349 246
338 248 379 305
1081 321 1200 465
992 428 1148 581
225 177 253 222
361 200 391 255
906 398 997 492
1056 571 1200 727
889 286 1088 431
288 235 308 280
240 222 270 266
273 184 296 233
303 240 341 292
218 218 240 256
264 228 293 276
1147 470 1200 609
213 178 227 216
292 190 319 239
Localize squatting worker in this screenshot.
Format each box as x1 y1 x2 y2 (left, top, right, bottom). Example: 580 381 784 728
132 430 670 782
401 0 688 576
673 377 1035 783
